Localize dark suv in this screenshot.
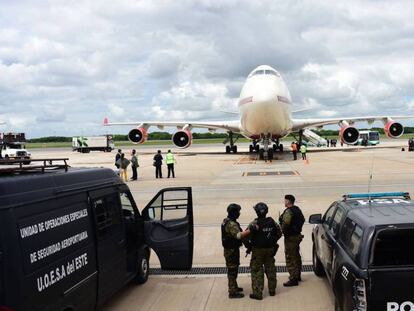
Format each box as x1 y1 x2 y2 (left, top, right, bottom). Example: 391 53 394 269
310 192 414 311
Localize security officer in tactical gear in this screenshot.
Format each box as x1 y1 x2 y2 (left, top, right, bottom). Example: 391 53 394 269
245 202 282 300
279 194 305 287
222 203 245 298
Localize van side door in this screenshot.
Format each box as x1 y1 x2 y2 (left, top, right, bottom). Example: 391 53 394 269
89 188 128 307
141 187 193 270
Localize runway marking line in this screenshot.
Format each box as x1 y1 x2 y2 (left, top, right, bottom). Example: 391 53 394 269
243 171 298 176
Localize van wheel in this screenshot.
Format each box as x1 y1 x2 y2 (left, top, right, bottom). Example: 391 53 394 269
312 244 325 277
135 251 149 284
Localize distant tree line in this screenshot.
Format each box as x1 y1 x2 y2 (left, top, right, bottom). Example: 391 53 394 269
27 127 414 143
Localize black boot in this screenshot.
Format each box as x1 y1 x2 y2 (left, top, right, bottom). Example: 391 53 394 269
283 279 299 287
236 287 244 292
269 291 276 296
229 292 244 299
249 294 263 300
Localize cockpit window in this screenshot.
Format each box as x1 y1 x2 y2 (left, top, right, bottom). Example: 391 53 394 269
266 70 279 76
252 69 280 77
253 70 265 75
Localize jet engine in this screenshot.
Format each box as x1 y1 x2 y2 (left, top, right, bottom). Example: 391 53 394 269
172 130 193 148
128 127 148 144
339 122 359 145
384 120 404 138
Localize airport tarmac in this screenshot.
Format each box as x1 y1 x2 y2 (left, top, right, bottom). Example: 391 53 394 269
31 141 413 310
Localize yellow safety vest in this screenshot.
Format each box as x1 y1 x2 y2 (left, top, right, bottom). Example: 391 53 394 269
166 153 175 164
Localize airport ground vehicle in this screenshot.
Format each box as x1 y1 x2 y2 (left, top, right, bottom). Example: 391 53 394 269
72 135 114 153
309 192 414 311
356 130 380 146
0 133 31 163
0 160 194 311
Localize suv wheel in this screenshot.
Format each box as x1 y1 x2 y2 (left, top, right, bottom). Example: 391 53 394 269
135 250 149 284
312 244 325 277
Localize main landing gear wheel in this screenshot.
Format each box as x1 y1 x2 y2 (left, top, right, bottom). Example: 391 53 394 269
232 145 238 153
255 145 260 152
279 144 283 152
249 145 254 153
273 144 278 152
226 146 231 154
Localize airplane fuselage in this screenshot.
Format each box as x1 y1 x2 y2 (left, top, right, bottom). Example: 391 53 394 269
238 65 292 139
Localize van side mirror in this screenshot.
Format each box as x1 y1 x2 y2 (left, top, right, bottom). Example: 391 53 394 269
309 214 322 224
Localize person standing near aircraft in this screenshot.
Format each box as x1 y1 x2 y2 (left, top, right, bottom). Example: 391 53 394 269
153 150 163 178
246 203 282 300
279 195 305 287
117 153 130 182
300 144 307 160
115 149 122 169
166 149 176 178
221 204 245 299
130 149 139 181
291 142 298 160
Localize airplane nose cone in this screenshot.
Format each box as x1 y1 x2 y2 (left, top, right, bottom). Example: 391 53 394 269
253 91 277 105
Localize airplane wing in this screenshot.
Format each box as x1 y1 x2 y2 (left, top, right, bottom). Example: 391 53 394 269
292 116 414 131
103 117 241 133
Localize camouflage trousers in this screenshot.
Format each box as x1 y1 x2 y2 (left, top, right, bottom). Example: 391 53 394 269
224 248 240 294
284 234 304 280
250 247 277 297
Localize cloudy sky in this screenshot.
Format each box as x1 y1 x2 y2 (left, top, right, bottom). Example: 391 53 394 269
1 0 414 137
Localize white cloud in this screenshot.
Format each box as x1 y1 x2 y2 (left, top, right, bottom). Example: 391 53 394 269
1 0 414 137
107 103 125 118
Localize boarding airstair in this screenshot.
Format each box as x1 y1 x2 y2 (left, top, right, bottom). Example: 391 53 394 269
303 129 327 147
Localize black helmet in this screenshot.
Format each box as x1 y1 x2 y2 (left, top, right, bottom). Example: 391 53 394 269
254 202 268 217
227 203 241 213
227 203 241 220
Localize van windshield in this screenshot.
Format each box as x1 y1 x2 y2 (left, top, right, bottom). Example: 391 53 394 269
372 228 414 267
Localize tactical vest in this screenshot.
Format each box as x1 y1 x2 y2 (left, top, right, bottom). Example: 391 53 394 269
166 153 175 164
221 218 242 249
280 206 305 237
251 217 278 248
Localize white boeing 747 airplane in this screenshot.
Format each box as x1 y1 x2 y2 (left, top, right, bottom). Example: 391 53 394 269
104 65 412 159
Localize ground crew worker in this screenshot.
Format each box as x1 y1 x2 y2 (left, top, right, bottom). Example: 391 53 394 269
166 149 176 178
291 141 297 160
153 150 163 178
279 195 305 287
130 149 139 181
245 203 282 300
115 149 122 169
221 204 245 299
300 144 307 160
116 153 130 182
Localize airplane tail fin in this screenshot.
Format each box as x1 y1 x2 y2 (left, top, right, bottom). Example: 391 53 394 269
103 117 109 126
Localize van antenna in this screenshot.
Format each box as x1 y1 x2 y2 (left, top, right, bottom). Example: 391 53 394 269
367 150 375 208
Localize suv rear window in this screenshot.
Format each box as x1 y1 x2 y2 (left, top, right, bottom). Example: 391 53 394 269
372 228 414 266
